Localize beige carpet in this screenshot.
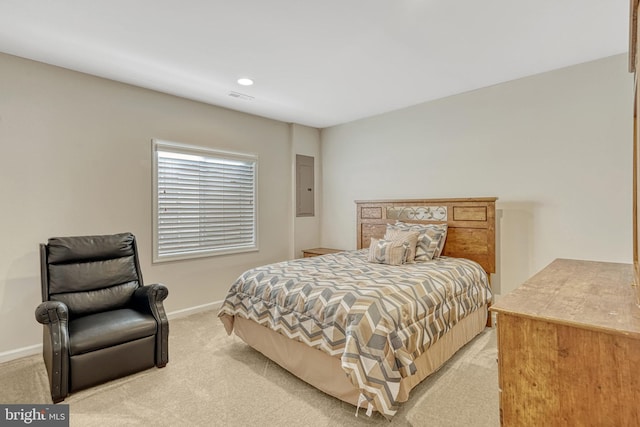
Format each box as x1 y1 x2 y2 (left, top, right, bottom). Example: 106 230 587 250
0 310 499 426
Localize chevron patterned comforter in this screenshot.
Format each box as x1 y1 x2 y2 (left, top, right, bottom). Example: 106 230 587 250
218 249 491 418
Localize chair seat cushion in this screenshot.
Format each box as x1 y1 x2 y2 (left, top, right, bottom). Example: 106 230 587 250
69 308 157 356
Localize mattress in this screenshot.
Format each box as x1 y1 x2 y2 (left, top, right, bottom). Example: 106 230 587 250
218 249 492 418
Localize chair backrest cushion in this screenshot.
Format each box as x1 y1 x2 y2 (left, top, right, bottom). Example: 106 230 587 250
46 233 141 316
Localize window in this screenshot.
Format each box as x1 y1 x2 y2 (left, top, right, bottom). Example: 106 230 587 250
152 139 258 262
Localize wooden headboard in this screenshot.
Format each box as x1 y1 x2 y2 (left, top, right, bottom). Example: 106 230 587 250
356 197 497 274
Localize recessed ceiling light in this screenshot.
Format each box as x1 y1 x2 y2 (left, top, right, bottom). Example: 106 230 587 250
237 78 254 86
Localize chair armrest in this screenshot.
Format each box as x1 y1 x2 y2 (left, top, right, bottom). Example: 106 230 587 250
132 284 169 308
34 300 70 402
132 284 169 367
35 301 69 324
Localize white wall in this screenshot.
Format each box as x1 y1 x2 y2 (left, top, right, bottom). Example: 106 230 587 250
320 54 633 296
0 53 305 359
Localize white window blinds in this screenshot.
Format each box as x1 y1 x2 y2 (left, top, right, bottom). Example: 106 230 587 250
152 140 258 262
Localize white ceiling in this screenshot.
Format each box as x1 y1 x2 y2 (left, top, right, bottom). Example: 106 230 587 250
0 0 630 128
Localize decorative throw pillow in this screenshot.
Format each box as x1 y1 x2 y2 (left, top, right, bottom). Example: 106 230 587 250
432 223 448 258
382 229 420 263
368 238 408 265
386 222 447 261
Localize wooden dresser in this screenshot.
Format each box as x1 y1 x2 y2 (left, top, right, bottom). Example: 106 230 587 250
491 259 640 425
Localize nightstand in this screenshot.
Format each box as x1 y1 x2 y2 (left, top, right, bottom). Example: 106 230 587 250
301 247 343 258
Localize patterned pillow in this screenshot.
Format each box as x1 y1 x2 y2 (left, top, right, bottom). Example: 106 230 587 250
433 224 448 258
382 229 420 262
386 222 447 261
368 238 409 265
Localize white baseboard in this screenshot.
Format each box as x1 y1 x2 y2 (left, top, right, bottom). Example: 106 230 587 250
0 344 41 364
167 300 223 319
0 300 225 364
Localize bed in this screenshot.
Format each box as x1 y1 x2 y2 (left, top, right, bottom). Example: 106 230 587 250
218 197 497 419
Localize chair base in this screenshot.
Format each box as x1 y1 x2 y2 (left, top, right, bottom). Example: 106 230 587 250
70 335 156 393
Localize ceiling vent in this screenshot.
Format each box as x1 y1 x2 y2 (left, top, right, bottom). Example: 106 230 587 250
228 91 255 101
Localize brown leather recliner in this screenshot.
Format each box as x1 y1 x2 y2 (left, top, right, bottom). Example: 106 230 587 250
35 232 169 403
